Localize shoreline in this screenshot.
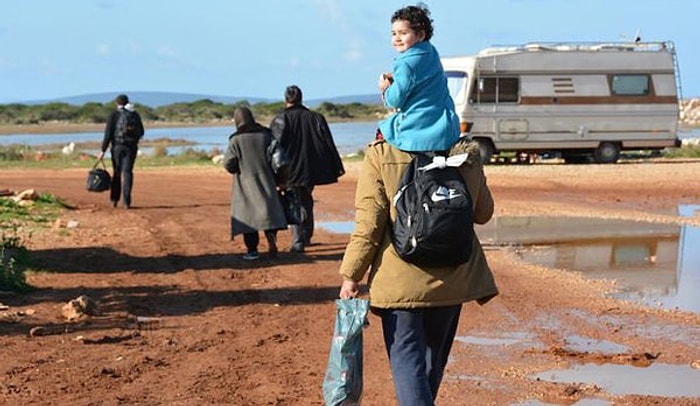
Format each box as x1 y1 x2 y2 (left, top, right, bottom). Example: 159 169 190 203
0 116 378 136
3 122 698 137
0 120 237 136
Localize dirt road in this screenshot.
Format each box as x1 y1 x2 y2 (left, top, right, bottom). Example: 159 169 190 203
1 160 700 405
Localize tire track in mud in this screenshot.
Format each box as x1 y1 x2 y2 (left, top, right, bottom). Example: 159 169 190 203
133 204 232 286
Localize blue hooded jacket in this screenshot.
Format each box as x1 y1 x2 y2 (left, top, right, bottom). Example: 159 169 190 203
378 41 460 152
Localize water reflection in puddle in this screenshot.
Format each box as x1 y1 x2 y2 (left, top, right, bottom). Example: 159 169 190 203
454 332 535 347
317 206 700 314
515 399 610 406
562 335 629 354
317 221 355 234
532 363 700 397
476 205 700 314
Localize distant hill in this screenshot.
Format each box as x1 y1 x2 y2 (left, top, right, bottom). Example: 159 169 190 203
13 91 382 108
19 91 270 108
313 93 383 106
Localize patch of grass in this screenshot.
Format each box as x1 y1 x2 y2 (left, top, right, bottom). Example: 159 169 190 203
343 150 365 162
0 143 361 169
0 144 28 161
663 144 700 159
0 193 66 293
137 147 218 167
0 193 66 225
0 227 31 293
0 144 221 168
152 143 168 158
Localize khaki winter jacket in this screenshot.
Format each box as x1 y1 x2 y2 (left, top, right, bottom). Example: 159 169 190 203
339 138 498 308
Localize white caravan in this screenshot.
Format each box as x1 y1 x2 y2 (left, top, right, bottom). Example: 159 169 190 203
441 41 682 163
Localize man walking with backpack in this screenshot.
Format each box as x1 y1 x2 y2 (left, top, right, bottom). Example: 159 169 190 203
97 94 145 209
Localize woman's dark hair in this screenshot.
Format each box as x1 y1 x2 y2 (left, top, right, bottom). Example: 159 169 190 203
391 3 433 41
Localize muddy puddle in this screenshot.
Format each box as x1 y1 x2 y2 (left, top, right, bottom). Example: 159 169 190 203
318 206 699 314
452 331 700 402
515 399 609 406
532 362 700 398
317 221 355 235
321 211 700 401
476 205 700 314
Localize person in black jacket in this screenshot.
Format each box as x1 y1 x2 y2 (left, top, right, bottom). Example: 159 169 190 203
269 85 345 253
97 94 145 209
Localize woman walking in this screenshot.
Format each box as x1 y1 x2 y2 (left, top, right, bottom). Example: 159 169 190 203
223 107 287 260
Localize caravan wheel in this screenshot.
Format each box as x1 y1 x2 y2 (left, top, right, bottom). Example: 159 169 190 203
474 138 494 165
594 142 620 164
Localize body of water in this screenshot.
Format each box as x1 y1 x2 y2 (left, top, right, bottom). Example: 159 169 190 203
1 123 698 157
0 121 380 156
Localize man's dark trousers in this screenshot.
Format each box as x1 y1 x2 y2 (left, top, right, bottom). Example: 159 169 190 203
289 185 314 250
110 143 137 208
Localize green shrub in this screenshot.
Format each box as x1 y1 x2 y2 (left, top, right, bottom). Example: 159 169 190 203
663 144 700 158
152 143 168 157
210 146 223 157
0 145 30 161
181 147 211 160
0 229 30 292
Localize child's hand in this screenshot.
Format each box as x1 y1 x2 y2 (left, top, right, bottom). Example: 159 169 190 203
378 73 393 93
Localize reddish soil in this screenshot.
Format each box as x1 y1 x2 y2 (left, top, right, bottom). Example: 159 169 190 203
1 159 700 405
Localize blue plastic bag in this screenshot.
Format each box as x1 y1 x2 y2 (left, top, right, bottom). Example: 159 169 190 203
322 299 370 406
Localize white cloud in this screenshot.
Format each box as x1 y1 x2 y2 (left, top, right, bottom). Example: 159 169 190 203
156 45 177 59
40 58 69 74
311 0 343 22
128 41 143 54
96 43 110 57
288 56 302 68
97 0 116 10
151 45 204 70
311 0 366 64
343 39 363 62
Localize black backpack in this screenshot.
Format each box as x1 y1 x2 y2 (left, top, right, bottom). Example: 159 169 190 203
115 109 140 145
391 152 474 267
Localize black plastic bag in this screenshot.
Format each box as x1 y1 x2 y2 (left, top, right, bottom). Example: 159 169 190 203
86 160 111 192
267 138 290 184
279 189 303 225
323 299 370 406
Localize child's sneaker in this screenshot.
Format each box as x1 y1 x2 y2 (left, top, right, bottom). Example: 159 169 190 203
242 251 259 261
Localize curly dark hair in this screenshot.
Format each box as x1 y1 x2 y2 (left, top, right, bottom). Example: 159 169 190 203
391 3 434 41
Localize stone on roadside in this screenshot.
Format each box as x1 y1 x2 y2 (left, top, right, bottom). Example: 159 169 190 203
62 295 100 321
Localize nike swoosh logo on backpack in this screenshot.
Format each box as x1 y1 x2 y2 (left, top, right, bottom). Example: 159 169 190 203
430 189 462 202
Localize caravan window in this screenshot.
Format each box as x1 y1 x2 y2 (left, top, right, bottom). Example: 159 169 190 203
611 74 650 96
470 77 519 103
445 71 468 104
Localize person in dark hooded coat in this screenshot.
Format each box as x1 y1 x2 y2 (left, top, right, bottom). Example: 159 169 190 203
223 107 288 260
269 85 345 253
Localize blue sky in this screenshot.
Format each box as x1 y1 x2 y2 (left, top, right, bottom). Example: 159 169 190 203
1 0 699 103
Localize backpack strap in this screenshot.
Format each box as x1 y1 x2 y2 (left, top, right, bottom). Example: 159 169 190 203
419 153 469 171
407 150 469 172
